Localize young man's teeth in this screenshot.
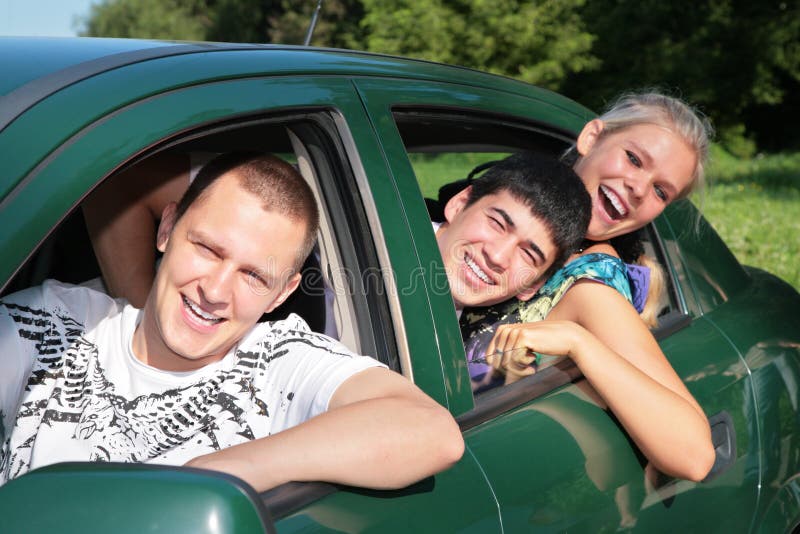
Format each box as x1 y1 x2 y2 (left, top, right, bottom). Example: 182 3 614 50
465 255 494 285
183 296 223 323
600 185 628 216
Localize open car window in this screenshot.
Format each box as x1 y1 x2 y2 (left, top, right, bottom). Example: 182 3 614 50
391 108 688 414
1 111 399 371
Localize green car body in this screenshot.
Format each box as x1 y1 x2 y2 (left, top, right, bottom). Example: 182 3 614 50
1 37 799 533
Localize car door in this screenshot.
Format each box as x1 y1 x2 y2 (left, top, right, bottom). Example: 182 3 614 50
656 202 800 532
0 49 499 533
355 76 761 532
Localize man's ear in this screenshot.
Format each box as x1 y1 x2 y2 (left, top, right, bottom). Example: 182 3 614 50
443 186 472 223
156 202 178 253
265 272 302 313
516 279 546 302
576 119 605 157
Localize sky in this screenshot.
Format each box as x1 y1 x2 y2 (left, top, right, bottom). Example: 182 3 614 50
0 0 96 37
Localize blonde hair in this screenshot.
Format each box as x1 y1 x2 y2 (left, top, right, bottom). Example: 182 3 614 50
597 92 712 320
594 91 714 199
635 253 667 328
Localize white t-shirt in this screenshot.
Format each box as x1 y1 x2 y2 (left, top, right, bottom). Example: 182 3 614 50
0 280 383 484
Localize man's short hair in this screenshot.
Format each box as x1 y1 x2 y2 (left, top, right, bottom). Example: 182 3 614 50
466 152 591 277
174 152 320 272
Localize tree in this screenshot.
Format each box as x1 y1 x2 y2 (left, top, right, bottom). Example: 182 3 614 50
560 0 800 153
80 0 208 40
270 0 367 49
361 0 598 90
80 0 366 48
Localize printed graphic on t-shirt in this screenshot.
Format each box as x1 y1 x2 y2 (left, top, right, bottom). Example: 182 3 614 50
0 298 355 483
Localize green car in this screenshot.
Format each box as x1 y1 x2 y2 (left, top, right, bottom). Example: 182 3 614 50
1 37 799 533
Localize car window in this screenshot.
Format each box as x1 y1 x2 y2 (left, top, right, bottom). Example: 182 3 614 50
1 112 398 370
391 108 688 414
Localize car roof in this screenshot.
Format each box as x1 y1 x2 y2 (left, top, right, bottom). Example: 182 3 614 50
0 36 550 91
0 37 591 124
0 37 176 95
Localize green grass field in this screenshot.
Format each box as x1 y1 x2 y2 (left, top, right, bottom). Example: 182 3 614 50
409 147 800 292
702 147 800 292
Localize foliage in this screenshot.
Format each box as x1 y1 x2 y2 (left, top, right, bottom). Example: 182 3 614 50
361 0 598 89
559 0 800 152
80 0 207 40
271 0 367 49
80 0 364 47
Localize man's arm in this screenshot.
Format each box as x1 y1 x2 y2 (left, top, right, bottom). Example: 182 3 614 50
185 367 464 492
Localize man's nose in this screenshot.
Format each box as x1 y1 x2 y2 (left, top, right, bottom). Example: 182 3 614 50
199 264 235 304
484 237 515 271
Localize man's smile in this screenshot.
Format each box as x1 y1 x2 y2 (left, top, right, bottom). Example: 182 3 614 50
182 295 224 325
464 253 496 286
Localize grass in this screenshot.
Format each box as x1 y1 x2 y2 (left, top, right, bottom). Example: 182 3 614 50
409 147 800 292
409 153 508 198
701 146 800 292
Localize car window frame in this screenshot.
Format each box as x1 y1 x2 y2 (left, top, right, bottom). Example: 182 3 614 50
1 103 415 521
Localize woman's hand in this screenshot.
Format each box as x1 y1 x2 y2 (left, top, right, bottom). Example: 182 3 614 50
486 321 589 384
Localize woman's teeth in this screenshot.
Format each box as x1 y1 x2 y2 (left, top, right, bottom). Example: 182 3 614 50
600 185 628 219
183 296 223 324
465 255 494 285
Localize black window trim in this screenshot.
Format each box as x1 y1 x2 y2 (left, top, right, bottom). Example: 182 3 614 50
288 114 400 369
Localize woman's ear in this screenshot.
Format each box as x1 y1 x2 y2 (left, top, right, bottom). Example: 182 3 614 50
156 202 178 253
443 186 472 223
576 119 605 156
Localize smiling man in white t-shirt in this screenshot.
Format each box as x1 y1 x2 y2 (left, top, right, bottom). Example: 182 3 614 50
0 152 463 491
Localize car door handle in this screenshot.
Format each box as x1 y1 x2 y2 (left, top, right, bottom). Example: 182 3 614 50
703 410 737 482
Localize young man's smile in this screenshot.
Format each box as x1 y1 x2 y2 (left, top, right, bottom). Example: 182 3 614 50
437 188 556 309
181 293 225 331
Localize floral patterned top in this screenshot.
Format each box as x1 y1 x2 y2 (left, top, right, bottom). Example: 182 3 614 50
461 253 633 382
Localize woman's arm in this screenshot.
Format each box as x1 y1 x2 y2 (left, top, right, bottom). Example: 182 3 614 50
83 153 190 307
489 280 715 481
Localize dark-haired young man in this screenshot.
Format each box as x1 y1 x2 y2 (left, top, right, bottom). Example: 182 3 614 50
432 153 591 387
0 153 464 491
434 152 591 312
